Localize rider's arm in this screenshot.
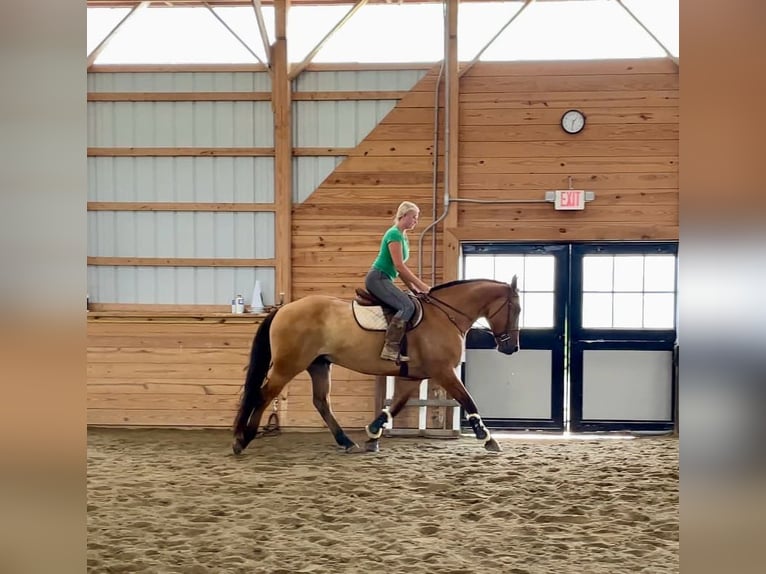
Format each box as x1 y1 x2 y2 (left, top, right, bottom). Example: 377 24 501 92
388 241 430 293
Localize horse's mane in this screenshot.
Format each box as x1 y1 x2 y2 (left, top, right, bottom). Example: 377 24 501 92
429 278 507 293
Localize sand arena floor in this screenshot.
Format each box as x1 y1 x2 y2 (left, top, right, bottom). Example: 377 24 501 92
87 428 678 574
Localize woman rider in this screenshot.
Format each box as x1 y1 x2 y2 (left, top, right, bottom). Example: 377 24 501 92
364 201 431 361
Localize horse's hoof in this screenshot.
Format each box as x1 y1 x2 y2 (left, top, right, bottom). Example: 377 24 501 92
344 443 364 454
365 439 380 453
232 439 244 455
484 438 502 452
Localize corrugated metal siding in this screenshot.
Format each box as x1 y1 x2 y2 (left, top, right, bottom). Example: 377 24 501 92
88 157 274 202
87 72 272 91
88 212 274 258
88 70 425 304
88 265 275 305
88 101 273 146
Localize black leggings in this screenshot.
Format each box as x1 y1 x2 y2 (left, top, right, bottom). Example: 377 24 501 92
364 268 415 322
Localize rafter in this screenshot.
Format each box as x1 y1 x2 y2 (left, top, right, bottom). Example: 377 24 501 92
87 1 150 68
202 1 267 67
251 0 273 67
614 0 679 67
459 0 535 78
288 0 369 81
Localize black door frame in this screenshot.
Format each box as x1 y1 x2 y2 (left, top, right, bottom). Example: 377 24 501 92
569 242 678 432
461 241 678 433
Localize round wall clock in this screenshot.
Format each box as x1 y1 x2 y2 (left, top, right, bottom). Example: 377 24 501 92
561 109 586 134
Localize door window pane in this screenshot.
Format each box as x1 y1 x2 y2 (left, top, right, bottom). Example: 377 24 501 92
464 256 494 279
644 255 676 291
643 293 675 328
613 256 645 292
613 293 644 328
523 292 554 328
494 255 525 286
523 256 555 291
582 293 612 328
583 256 613 291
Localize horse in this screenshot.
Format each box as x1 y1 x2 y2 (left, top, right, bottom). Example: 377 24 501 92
232 277 521 455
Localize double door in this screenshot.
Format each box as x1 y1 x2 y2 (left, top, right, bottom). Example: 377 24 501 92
462 242 677 433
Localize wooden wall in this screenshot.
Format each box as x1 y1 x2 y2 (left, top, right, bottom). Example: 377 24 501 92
86 313 382 429
288 58 678 430
293 58 678 300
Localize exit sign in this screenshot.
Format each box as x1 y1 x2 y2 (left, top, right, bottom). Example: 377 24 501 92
554 189 585 210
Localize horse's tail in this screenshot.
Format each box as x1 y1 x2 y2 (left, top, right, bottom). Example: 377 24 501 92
233 307 279 438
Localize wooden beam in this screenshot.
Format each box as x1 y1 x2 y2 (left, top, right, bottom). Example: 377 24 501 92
292 147 352 156
442 0 460 283
87 91 272 101
614 0 679 67
87 62 432 73
87 257 277 267
288 0 369 81
292 90 406 100
87 202 277 211
87 1 150 68
273 0 292 301
87 147 275 156
87 147 352 156
202 1 267 66
251 0 273 67
87 90 406 101
459 0 535 78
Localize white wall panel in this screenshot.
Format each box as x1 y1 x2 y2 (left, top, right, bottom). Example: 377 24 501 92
87 72 272 92
88 157 274 202
582 350 673 421
87 102 273 146
88 212 274 258
88 266 276 305
465 349 552 419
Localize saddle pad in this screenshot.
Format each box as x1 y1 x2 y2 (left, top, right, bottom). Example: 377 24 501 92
352 301 389 331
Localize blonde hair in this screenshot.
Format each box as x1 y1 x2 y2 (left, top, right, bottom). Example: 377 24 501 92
394 201 419 224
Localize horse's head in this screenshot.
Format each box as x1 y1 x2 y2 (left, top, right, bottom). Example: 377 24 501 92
485 275 521 355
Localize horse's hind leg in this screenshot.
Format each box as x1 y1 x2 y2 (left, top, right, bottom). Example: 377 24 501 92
307 357 359 452
242 363 301 447
364 378 421 452
430 369 500 452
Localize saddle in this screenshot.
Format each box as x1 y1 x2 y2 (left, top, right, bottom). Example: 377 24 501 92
352 288 424 332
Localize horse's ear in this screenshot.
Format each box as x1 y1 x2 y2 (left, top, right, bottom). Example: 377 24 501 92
510 275 518 290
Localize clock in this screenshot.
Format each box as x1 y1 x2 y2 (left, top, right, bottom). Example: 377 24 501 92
561 109 586 134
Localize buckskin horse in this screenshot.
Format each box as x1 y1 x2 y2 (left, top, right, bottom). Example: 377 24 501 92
232 277 521 455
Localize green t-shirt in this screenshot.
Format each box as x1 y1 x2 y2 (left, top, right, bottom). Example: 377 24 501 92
372 225 409 279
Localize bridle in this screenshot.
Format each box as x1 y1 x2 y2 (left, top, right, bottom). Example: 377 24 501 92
422 285 519 346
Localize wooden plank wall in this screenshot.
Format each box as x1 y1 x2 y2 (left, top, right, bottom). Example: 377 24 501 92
86 315 379 429
290 58 678 429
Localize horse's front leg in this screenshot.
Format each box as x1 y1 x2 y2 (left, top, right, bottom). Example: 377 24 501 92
430 370 501 452
364 378 421 452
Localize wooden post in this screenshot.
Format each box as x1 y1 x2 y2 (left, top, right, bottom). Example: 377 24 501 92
442 0 460 284
273 0 292 302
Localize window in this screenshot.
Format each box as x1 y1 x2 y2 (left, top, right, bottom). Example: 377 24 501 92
582 254 676 329
464 253 555 329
